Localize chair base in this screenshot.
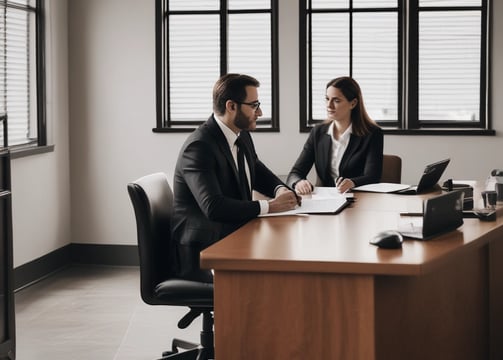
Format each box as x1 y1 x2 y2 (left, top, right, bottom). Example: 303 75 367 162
158 338 214 360
159 347 198 360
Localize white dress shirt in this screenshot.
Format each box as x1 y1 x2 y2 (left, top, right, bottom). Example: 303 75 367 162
213 115 269 214
327 122 352 182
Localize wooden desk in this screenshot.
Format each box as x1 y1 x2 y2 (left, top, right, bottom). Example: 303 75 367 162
201 190 503 360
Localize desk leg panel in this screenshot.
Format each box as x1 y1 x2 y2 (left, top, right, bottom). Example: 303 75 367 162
214 271 375 360
375 245 489 360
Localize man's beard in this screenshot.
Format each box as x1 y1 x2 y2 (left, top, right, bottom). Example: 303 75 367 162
234 108 255 131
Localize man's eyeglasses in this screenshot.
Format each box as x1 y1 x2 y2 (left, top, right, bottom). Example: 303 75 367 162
236 101 261 111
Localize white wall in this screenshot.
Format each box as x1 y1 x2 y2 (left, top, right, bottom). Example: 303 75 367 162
16 0 496 259
11 0 71 267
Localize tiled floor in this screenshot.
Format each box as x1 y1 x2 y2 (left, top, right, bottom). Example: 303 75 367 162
14 265 201 360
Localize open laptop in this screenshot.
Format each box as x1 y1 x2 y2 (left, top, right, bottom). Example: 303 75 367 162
353 158 450 194
398 190 464 240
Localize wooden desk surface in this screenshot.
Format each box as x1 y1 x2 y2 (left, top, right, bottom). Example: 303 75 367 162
201 186 503 359
201 189 503 276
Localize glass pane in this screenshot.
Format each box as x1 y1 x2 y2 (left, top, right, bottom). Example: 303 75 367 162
169 15 220 121
228 13 272 120
229 0 270 10
0 6 5 120
353 0 398 8
5 7 35 146
419 11 481 121
7 0 30 5
419 0 481 6
311 0 349 9
169 0 218 11
310 13 350 120
353 12 398 122
0 120 4 147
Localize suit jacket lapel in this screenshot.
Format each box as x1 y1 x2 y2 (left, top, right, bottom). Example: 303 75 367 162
206 115 240 183
240 132 256 185
340 134 361 173
207 115 253 199
318 130 333 185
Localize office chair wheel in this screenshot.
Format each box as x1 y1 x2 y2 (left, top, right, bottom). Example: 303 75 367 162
158 347 199 360
158 338 199 359
159 348 214 360
167 338 199 354
196 347 214 360
158 337 214 359
158 349 200 360
159 328 214 359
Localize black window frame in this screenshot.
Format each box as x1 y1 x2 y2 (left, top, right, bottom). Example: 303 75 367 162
155 0 279 133
0 0 47 153
299 0 493 136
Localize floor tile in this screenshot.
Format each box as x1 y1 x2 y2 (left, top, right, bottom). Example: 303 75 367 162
15 266 201 360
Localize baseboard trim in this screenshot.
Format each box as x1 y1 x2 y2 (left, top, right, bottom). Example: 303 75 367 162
14 245 72 290
14 243 139 290
70 243 139 266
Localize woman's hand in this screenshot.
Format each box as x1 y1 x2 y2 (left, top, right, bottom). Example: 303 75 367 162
336 177 355 193
294 180 314 195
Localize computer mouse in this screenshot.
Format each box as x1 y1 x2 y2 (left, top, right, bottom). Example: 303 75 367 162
370 230 403 249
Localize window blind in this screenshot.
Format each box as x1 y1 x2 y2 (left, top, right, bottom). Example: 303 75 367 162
308 3 398 123
0 0 37 147
228 13 272 121
302 0 488 131
160 0 276 129
419 10 481 122
168 14 220 122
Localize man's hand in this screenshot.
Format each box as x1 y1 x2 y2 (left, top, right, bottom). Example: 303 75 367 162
268 190 301 213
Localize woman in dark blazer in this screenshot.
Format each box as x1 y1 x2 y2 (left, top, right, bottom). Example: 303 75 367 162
287 76 383 194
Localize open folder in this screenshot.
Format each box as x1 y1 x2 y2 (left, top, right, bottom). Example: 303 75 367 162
259 187 350 217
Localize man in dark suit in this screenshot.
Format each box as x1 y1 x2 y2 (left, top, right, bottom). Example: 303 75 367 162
172 73 300 283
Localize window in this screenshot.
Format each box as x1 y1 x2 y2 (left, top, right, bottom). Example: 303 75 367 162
300 0 491 134
155 0 279 132
0 0 46 149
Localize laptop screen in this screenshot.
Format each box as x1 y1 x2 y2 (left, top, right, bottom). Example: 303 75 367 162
416 158 451 193
422 190 464 238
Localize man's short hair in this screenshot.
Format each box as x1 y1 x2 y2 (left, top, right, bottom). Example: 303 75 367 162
213 73 260 116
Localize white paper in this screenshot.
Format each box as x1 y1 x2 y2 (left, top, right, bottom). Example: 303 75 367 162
352 183 411 193
311 186 351 200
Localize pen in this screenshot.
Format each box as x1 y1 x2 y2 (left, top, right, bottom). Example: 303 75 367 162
283 184 302 206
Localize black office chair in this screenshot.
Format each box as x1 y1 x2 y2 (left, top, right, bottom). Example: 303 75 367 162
127 172 214 360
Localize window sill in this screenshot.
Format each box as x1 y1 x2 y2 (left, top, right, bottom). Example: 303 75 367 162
10 144 55 159
382 129 495 136
152 127 198 133
153 127 280 133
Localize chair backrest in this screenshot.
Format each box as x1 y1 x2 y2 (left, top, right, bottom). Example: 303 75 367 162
127 172 174 305
382 154 402 183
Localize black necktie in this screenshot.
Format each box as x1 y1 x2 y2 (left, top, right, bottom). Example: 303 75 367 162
235 137 251 200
